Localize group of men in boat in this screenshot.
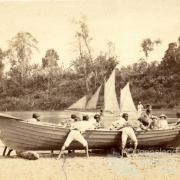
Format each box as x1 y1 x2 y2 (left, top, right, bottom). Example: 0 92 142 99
3 106 180 160
57 104 179 159
58 108 139 159
57 113 104 159
137 102 169 130
137 104 169 130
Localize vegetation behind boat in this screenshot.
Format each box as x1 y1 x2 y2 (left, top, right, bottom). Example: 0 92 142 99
0 29 180 111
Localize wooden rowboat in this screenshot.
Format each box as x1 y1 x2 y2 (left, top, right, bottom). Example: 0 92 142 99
0 113 180 151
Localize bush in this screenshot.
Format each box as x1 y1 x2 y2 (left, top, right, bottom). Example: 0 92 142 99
167 102 176 108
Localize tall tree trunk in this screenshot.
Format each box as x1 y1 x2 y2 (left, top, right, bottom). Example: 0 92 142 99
84 59 90 93
48 68 52 98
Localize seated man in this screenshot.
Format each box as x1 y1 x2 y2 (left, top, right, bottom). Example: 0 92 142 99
82 115 89 121
57 118 95 159
100 109 104 117
26 113 41 123
150 116 159 130
138 104 153 129
135 121 150 131
94 114 104 129
110 113 138 157
60 114 79 128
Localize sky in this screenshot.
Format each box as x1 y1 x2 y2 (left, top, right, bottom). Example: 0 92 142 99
0 0 180 67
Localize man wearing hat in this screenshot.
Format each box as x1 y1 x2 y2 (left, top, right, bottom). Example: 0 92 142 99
109 113 138 157
150 116 159 129
158 114 169 129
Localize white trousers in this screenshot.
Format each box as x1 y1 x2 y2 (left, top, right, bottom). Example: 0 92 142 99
121 127 138 148
64 130 88 148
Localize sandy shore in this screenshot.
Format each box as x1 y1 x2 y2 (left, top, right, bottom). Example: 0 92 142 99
0 142 180 180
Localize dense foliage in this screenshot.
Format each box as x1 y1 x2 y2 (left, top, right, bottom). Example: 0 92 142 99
121 40 180 108
0 30 180 110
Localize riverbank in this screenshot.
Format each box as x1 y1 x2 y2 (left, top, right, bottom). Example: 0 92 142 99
0 142 180 180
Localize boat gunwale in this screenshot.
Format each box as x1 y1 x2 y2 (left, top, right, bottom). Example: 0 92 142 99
1 118 180 135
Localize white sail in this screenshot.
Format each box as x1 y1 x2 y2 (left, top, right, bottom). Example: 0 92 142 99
120 82 137 113
104 69 120 113
86 85 102 109
67 95 87 109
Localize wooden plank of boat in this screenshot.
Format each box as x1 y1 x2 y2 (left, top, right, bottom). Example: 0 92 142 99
0 115 180 151
0 118 119 150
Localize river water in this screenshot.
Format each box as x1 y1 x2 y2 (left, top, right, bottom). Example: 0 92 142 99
0 109 178 124
0 111 70 124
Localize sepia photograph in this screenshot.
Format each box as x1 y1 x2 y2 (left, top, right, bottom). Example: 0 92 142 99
0 0 180 179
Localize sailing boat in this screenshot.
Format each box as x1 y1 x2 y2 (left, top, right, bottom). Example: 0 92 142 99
120 82 138 117
67 96 87 110
104 69 120 113
86 85 102 109
67 69 137 116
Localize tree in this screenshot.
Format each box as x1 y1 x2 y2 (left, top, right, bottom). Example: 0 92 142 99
94 54 118 84
0 48 6 95
141 38 154 60
7 32 38 89
178 36 180 47
42 49 59 68
161 42 177 70
0 48 4 79
73 17 120 93
42 49 60 96
73 16 95 93
75 16 93 62
176 37 180 63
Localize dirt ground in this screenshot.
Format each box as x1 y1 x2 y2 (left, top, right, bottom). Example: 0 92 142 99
0 142 180 180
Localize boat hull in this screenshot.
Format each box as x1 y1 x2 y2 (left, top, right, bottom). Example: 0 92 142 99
0 115 180 151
